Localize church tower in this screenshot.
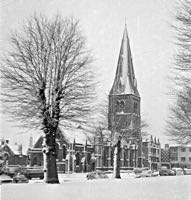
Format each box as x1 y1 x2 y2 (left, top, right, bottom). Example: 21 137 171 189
108 25 142 167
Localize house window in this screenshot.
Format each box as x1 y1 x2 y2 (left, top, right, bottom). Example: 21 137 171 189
181 157 186 162
171 157 178 161
181 147 185 152
189 157 191 162
189 148 191 152
171 147 178 152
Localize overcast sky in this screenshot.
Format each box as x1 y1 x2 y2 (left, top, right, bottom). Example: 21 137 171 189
0 0 177 147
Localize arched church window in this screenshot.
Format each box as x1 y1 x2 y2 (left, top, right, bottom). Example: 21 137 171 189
115 101 120 112
119 100 125 112
55 143 59 159
111 149 114 167
87 153 91 165
103 148 107 167
133 102 138 113
115 100 125 113
32 157 37 166
75 152 80 166
132 132 136 138
62 145 66 159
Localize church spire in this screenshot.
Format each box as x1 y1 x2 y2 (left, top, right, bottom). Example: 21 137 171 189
110 25 139 97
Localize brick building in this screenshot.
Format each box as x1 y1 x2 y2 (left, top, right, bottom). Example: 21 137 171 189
142 136 161 170
169 145 191 169
161 144 191 169
0 139 27 167
27 128 95 173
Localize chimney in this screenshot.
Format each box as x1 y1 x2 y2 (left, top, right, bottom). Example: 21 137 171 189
18 144 23 155
165 144 169 149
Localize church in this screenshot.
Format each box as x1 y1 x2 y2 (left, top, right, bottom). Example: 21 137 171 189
27 25 143 173
108 24 142 168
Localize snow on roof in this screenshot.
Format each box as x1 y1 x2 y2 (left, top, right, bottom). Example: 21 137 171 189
7 142 22 155
169 144 191 148
2 126 94 154
2 130 43 155
61 128 93 145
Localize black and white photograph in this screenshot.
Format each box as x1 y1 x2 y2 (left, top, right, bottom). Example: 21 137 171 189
0 0 191 200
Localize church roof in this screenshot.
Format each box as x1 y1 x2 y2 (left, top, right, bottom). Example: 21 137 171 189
110 25 139 97
62 128 92 145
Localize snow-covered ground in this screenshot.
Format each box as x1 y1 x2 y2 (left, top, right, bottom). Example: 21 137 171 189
1 174 191 200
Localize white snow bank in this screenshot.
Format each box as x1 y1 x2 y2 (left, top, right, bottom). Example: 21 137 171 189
1 175 191 200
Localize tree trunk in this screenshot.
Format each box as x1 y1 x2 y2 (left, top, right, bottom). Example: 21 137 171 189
113 138 121 179
43 127 59 184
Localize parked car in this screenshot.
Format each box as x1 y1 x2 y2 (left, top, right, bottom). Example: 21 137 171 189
22 166 44 179
183 168 191 175
86 170 108 180
172 168 184 176
134 167 149 174
151 171 159 177
135 170 152 178
4 165 21 177
0 174 13 184
13 173 29 183
159 167 175 176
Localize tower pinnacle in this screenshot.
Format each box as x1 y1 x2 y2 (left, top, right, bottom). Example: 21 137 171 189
110 26 139 97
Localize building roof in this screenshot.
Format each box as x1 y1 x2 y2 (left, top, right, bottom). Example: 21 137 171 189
32 126 93 149
62 128 92 145
0 141 23 156
169 144 191 148
142 135 160 144
110 25 139 97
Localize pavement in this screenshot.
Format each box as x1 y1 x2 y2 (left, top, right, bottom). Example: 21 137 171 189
1 174 191 200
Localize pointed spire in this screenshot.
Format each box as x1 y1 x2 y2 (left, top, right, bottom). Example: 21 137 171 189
110 25 139 97
154 136 157 143
29 135 33 148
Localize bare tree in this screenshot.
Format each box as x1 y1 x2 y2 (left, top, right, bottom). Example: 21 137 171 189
167 0 191 144
171 0 191 83
141 119 149 139
166 87 191 144
0 14 94 183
